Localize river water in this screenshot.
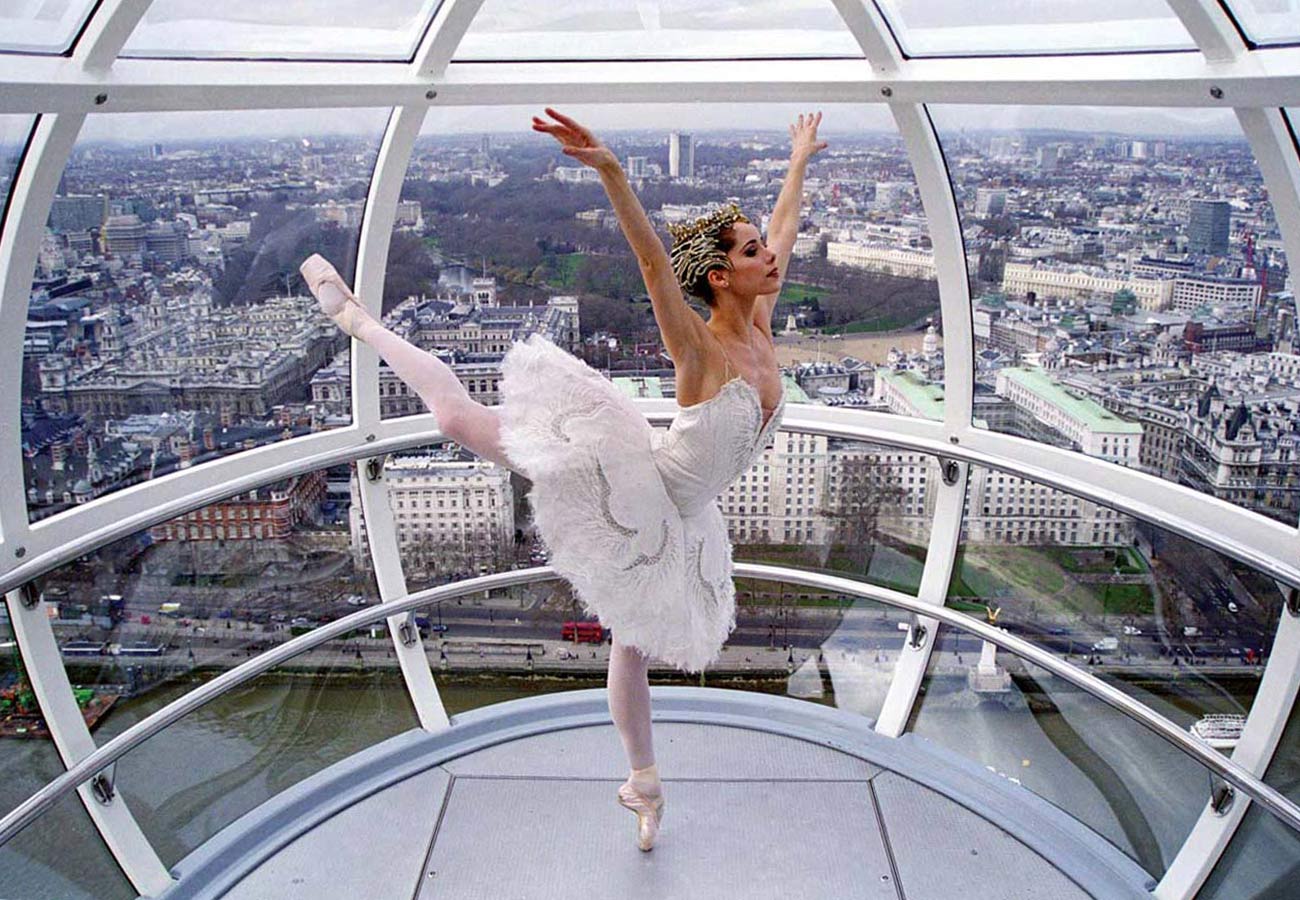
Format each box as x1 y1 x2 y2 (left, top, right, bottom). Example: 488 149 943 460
0 667 1260 898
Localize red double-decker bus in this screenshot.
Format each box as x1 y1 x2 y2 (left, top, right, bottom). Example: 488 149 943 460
561 620 606 644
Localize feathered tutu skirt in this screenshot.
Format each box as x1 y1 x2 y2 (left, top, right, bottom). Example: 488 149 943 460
497 334 737 673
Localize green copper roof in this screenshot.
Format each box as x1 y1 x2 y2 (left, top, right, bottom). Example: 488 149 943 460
1003 367 1142 434
781 372 810 403
878 369 945 421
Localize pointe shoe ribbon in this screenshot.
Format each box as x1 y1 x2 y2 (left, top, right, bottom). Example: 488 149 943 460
617 783 666 851
300 254 371 338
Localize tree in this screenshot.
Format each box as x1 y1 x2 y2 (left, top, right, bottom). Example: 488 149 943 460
382 231 439 312
818 450 907 579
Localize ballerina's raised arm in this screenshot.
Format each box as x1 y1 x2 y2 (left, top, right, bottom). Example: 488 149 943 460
532 107 711 368
753 112 827 335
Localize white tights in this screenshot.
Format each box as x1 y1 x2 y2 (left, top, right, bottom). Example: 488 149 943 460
348 310 656 773
353 315 517 470
607 639 656 770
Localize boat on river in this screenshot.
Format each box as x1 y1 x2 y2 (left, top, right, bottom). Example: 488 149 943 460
1189 713 1246 750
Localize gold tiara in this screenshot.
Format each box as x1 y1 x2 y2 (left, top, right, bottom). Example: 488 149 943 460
667 203 749 296
666 202 749 243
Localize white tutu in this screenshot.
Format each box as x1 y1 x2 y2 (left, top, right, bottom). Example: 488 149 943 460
497 334 783 672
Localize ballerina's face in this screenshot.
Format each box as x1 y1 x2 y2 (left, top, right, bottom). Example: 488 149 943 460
716 221 780 300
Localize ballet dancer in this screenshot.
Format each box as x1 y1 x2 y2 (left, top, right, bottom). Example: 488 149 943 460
301 107 825 851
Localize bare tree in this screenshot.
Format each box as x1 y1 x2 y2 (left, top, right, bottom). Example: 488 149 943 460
818 449 907 579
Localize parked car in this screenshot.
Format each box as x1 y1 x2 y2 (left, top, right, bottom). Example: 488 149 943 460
1122 625 1142 636
1091 637 1120 653
1226 601 1240 614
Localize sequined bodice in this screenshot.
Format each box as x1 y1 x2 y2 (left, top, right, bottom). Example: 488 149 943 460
652 376 785 517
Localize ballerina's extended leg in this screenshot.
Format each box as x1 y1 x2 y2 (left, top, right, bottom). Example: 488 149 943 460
300 254 519 472
608 638 665 850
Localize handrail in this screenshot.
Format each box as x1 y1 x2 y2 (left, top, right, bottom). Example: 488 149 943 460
1 425 446 597
7 408 1300 597
2 562 1299 848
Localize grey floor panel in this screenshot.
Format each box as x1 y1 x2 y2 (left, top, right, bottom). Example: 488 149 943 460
441 721 879 779
221 767 451 900
872 771 1094 900
419 777 900 900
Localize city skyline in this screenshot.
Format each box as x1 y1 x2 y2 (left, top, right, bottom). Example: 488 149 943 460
46 104 1249 143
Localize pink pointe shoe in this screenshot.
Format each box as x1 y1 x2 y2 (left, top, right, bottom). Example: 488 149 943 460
300 254 371 338
617 782 666 851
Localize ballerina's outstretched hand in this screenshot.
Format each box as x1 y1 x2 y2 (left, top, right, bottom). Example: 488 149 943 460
532 108 620 172
790 111 828 162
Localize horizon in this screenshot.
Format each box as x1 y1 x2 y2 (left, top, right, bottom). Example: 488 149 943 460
26 102 1247 143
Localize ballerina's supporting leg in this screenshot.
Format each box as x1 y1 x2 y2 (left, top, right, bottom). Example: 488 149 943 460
608 638 658 777
610 638 665 850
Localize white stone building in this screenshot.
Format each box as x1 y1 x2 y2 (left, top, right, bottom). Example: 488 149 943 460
349 453 514 566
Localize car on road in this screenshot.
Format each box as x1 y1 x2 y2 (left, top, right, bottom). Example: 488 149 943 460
412 616 449 636
345 595 369 607
1092 637 1120 652
1122 625 1142 636
290 616 312 628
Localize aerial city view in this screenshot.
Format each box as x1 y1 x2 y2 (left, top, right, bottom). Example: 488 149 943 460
4 106 1290 758
6 3 1300 894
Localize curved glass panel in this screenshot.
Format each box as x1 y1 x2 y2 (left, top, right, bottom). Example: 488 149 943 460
909 461 1285 877
949 464 1279 715
108 662 416 867
409 572 903 718
20 462 415 867
931 105 1292 524
376 104 937 426
121 1 443 61
0 2 98 55
1200 687 1300 896
909 652 1215 877
0 664 64 820
874 0 1195 57
1225 0 1300 47
383 428 926 717
455 1 863 60
0 656 133 898
22 109 390 524
0 794 134 899
1 117 33 232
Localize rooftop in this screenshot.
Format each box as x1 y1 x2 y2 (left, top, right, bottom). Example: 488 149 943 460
1003 367 1144 434
877 369 946 421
